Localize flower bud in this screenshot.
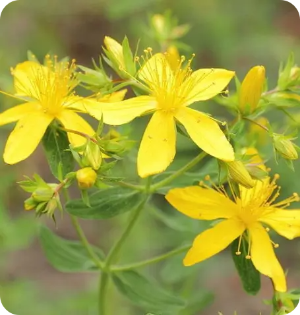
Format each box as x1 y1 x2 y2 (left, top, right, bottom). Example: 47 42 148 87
239 66 265 114
83 141 102 170
227 160 255 188
151 14 165 35
32 187 55 202
104 36 125 69
24 197 38 211
76 167 97 189
273 134 298 160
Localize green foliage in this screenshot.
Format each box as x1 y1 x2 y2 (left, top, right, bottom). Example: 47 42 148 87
65 187 145 219
39 226 104 272
42 126 74 180
112 270 186 314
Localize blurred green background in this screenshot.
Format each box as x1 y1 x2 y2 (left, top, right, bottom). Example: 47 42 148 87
1 0 300 314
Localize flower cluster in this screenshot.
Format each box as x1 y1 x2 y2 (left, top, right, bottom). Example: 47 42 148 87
1 20 300 315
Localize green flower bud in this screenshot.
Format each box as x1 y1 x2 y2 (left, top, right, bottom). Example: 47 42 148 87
32 187 55 202
76 167 97 189
24 197 38 211
104 36 125 69
83 141 102 170
273 134 298 160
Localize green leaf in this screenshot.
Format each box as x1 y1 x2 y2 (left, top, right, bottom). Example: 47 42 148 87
122 36 136 75
65 187 144 219
231 237 261 295
112 270 186 314
42 127 74 180
39 226 104 272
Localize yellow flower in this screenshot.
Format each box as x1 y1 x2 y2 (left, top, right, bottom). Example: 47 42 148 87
166 152 300 292
0 56 124 164
86 53 235 177
239 66 265 114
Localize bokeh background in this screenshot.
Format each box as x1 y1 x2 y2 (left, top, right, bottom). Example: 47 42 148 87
1 0 300 314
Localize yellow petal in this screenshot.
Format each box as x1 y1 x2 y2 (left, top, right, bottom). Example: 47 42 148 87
175 107 234 161
184 219 245 266
166 186 238 220
0 102 40 126
4 112 53 164
99 89 127 102
57 110 95 147
166 46 180 72
98 96 156 125
12 61 50 99
138 53 173 90
259 209 300 240
249 223 286 292
181 68 235 106
137 111 176 178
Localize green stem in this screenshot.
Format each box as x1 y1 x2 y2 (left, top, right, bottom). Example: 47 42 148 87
63 188 103 270
150 151 207 192
70 215 103 270
243 117 269 132
99 177 152 315
105 196 149 268
115 181 144 191
110 244 191 272
98 272 109 315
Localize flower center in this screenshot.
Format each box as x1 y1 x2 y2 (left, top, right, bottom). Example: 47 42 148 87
137 49 196 111
27 56 77 116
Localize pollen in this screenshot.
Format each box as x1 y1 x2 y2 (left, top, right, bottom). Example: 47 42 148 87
18 55 78 116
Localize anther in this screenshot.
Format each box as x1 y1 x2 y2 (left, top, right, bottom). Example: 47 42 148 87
265 227 270 232
235 251 241 255
204 175 210 181
246 255 251 259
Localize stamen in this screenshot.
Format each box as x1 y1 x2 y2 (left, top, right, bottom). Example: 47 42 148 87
235 235 242 255
246 237 251 259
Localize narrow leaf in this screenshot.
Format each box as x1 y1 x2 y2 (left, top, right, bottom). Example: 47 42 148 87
42 127 74 180
231 237 261 295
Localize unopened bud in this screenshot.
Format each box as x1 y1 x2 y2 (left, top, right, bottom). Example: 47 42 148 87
76 167 97 189
151 14 165 34
32 187 55 202
227 160 255 189
83 141 102 170
273 134 298 160
104 36 125 69
239 66 265 114
24 197 38 211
